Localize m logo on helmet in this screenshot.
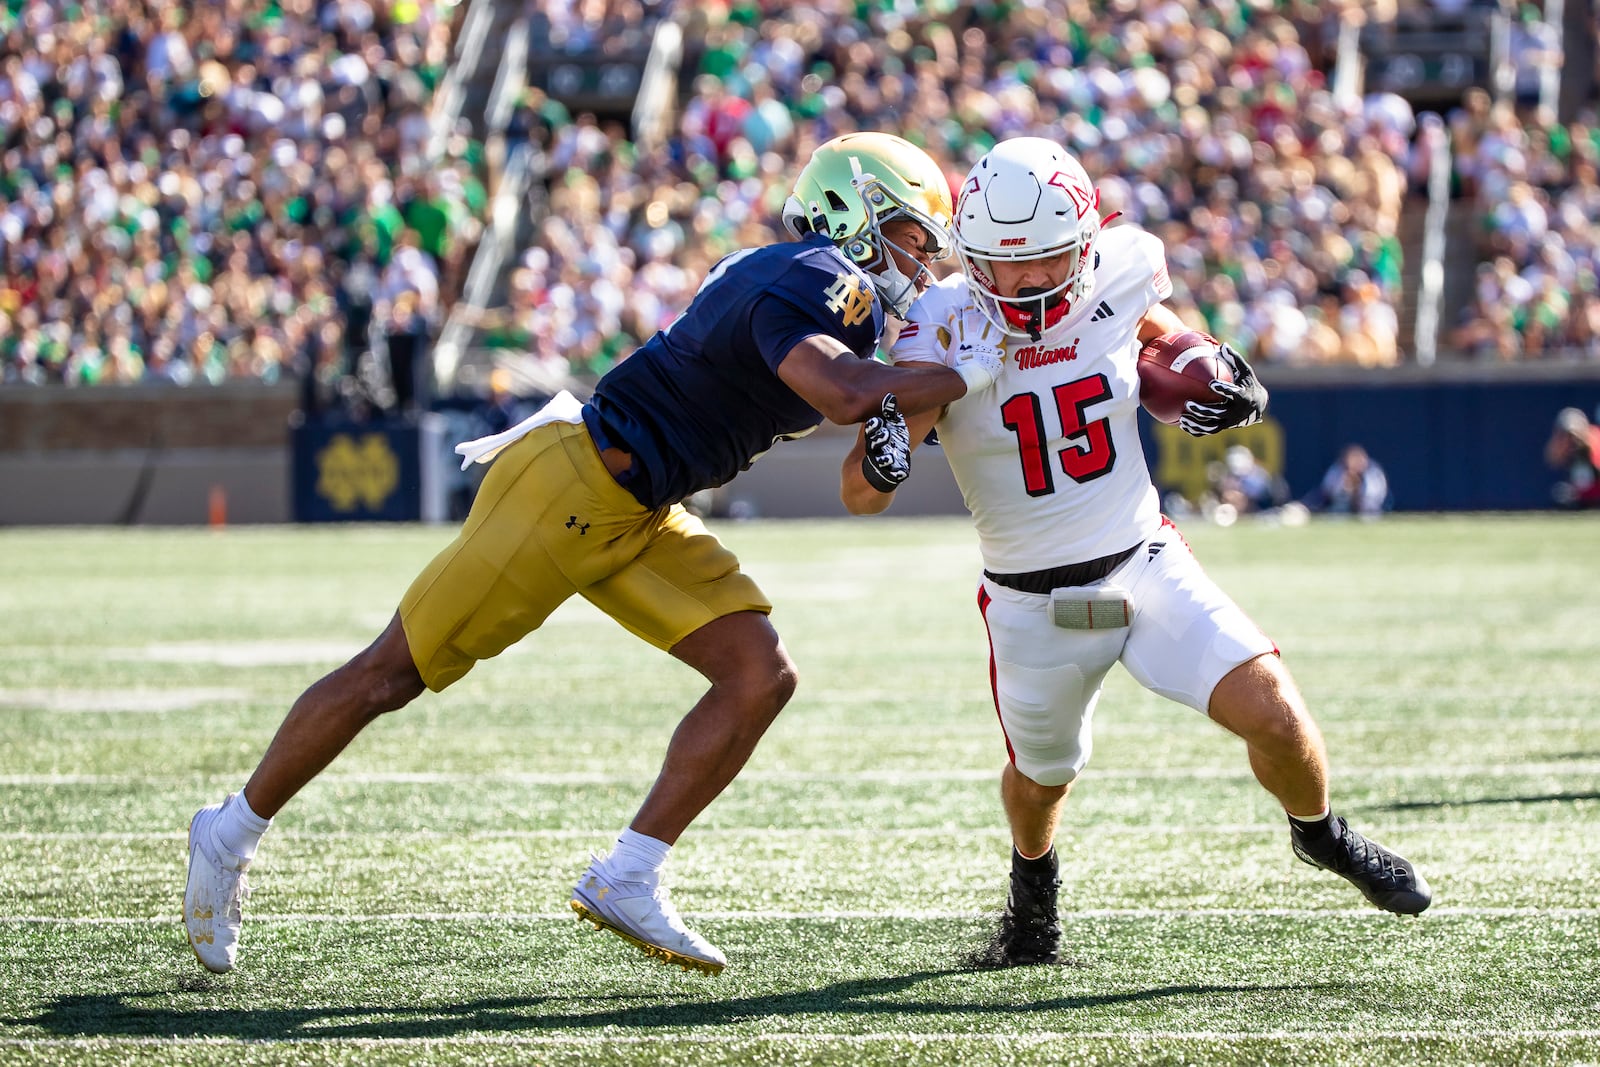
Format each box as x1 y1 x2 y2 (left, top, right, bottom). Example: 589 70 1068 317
1048 171 1095 217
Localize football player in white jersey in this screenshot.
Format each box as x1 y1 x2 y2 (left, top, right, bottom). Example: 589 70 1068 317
842 137 1431 966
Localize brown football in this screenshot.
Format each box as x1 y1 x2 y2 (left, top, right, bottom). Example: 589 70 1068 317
1137 330 1230 425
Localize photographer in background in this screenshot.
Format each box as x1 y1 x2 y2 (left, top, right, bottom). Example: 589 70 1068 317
1545 407 1600 508
1304 444 1391 518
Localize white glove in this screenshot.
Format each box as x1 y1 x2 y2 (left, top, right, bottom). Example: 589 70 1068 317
951 314 1005 395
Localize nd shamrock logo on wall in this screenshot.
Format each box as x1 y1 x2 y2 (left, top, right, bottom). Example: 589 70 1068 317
315 433 400 512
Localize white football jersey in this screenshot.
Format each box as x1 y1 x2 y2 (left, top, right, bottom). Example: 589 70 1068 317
891 225 1175 572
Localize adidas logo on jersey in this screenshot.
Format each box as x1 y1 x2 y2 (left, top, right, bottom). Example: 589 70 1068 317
1090 301 1116 322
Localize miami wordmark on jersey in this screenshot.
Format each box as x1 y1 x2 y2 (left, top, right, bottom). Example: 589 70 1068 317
891 226 1175 572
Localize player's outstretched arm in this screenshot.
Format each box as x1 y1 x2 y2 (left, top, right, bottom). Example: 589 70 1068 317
777 335 996 425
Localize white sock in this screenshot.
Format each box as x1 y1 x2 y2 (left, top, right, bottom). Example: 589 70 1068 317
1287 807 1332 839
1288 806 1331 825
607 828 670 882
214 790 272 862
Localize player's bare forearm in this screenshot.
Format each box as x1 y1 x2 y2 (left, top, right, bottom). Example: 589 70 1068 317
870 362 966 419
824 359 964 425
841 430 894 515
778 335 967 425
1136 302 1191 345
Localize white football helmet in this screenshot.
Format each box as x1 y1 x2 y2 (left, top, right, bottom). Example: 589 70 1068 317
954 137 1103 340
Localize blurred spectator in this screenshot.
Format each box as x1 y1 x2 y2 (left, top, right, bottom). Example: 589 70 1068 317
1338 271 1402 367
381 289 430 414
1304 444 1391 516
477 366 527 438
1448 73 1600 360
1504 4 1562 108
1208 444 1289 521
450 365 536 519
1544 406 1600 507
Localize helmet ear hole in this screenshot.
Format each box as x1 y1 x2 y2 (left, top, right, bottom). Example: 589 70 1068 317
782 195 817 241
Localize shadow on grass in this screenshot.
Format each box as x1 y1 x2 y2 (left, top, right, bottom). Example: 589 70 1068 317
1380 791 1600 811
22 972 1331 1040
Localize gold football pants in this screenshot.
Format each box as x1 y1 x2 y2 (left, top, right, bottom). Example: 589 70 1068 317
400 419 770 691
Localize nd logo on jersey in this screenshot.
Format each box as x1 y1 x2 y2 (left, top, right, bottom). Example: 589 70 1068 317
824 272 875 327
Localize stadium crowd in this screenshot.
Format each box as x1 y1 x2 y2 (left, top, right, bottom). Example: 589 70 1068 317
1448 85 1600 360
3 0 1597 393
509 0 1424 381
0 0 480 398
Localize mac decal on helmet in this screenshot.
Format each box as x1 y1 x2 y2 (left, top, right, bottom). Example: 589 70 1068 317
954 137 1106 340
783 132 954 317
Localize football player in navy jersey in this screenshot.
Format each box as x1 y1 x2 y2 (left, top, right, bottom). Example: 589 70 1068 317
183 133 1004 977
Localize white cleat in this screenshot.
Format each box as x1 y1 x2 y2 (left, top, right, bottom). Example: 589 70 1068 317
184 798 250 974
570 856 727 975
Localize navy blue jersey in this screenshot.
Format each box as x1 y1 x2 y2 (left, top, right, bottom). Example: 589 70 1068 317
582 234 886 508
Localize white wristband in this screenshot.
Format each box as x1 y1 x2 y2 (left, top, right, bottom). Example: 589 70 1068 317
955 359 994 393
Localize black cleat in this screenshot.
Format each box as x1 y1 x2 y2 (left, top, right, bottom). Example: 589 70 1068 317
1291 815 1432 915
967 867 1066 968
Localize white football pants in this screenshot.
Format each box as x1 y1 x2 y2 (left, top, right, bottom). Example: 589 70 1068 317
977 521 1276 787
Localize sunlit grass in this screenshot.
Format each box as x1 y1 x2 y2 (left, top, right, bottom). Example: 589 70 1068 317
1 515 1597 1066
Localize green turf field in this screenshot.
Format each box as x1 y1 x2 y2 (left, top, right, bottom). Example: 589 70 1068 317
1 514 1597 1066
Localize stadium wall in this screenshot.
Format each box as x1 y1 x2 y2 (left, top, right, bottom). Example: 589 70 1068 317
0 385 298 526
721 366 1600 517
3 367 1599 525
1248 379 1600 511
1151 365 1600 512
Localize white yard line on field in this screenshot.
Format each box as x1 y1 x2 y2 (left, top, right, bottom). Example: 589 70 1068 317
0 688 252 713
3 760 1600 786
6 906 1600 925
3 1030 1600 1048
0 819 1585 842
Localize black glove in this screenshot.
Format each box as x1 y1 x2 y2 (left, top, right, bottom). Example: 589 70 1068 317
1179 343 1269 436
861 393 911 493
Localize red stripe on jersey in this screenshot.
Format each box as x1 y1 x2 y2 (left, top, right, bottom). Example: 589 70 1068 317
1153 262 1171 296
